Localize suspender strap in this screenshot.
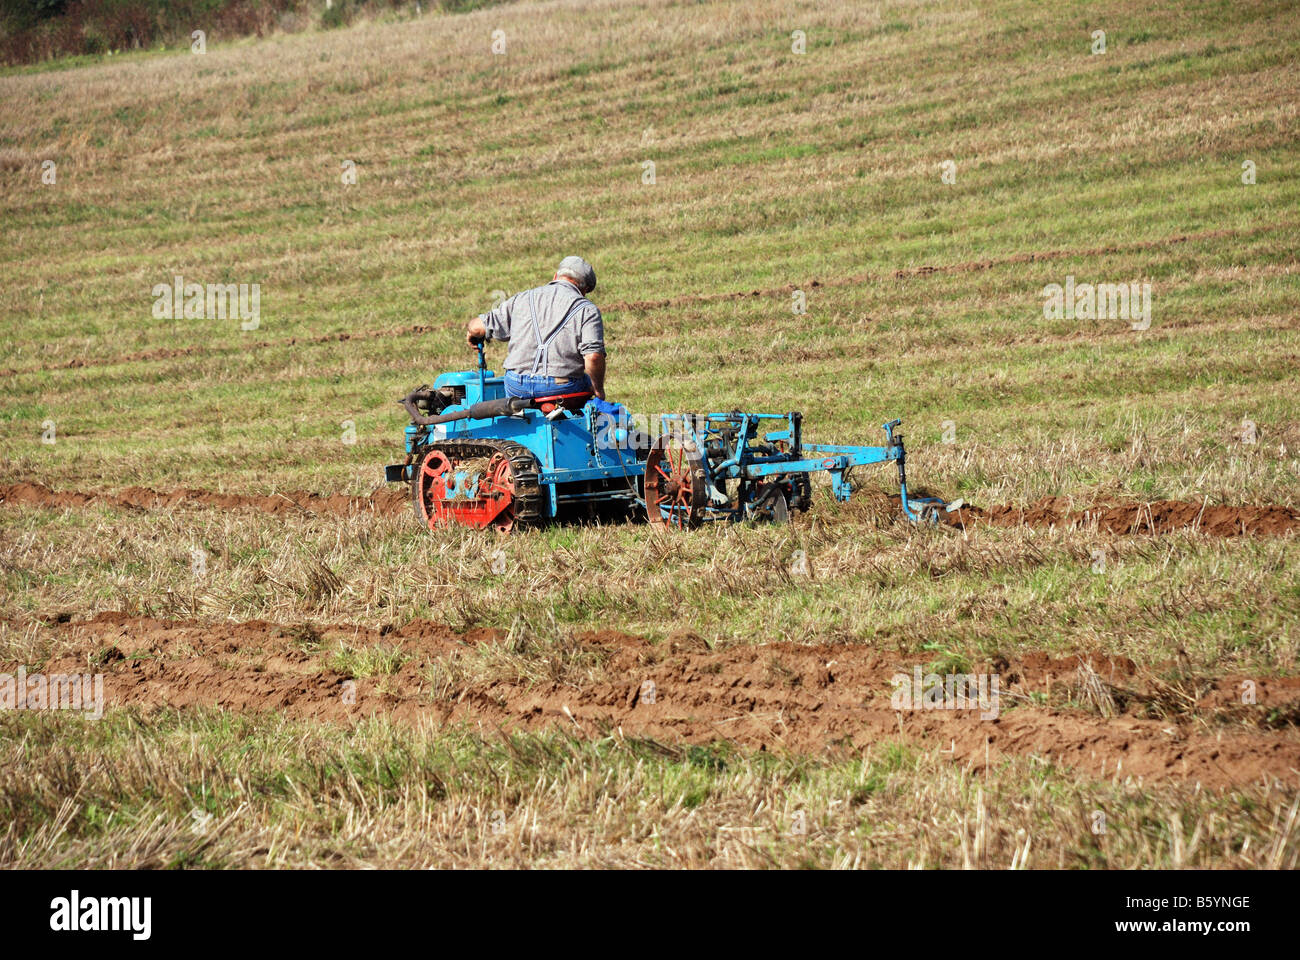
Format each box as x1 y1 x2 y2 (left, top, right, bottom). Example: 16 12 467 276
527 288 541 364
530 291 589 376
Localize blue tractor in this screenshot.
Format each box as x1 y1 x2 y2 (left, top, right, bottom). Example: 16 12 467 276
384 346 948 532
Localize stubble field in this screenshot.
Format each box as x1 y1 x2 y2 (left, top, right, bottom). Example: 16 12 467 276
1 0 1298 867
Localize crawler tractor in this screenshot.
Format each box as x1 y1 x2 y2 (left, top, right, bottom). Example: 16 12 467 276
385 346 949 532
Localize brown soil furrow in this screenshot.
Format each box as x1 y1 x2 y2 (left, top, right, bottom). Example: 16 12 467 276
8 613 1298 789
4 480 1297 537
4 222 1290 379
943 496 1300 538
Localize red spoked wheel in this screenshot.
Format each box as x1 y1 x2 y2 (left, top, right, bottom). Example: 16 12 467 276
644 434 706 530
413 447 519 532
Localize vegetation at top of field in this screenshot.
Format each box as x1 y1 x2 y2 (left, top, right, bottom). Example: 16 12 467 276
0 0 515 67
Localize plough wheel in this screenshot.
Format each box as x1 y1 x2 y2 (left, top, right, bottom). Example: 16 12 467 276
411 440 541 533
746 483 790 524
644 434 706 529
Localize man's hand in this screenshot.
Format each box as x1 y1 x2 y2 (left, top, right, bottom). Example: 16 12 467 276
584 352 607 400
466 317 488 347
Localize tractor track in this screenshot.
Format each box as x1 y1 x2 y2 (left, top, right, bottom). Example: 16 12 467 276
413 438 544 530
6 611 1299 789
4 221 1291 379
2 480 1297 537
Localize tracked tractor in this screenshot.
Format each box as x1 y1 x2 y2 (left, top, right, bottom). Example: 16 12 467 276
385 345 949 532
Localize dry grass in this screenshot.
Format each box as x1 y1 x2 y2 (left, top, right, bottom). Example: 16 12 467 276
1 494 1297 677
1 710 1296 869
0 0 1297 868
1072 661 1119 719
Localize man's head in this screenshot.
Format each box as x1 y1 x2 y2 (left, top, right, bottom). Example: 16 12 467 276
555 255 596 295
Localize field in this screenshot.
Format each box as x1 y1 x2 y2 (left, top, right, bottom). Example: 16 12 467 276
1 0 1298 868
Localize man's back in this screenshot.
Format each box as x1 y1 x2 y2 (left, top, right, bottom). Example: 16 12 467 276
479 279 604 383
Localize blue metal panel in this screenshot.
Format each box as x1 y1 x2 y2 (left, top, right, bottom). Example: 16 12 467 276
538 462 644 485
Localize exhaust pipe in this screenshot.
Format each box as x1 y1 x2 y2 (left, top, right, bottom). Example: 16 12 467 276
400 392 529 426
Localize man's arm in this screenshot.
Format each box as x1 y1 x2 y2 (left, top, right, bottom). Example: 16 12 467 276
584 352 606 400
469 295 515 346
578 305 606 399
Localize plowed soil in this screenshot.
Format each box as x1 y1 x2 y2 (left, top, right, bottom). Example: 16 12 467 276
943 496 1300 538
4 480 1297 537
11 612 1299 789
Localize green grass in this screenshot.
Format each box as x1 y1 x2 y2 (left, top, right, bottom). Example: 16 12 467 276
0 0 1297 868
328 642 409 678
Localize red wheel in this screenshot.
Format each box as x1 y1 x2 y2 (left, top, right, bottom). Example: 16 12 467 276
644 435 706 529
412 447 519 532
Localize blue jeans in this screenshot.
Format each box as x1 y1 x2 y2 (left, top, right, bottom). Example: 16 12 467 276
505 370 593 399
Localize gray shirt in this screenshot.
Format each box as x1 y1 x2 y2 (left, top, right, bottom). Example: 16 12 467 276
479 280 605 380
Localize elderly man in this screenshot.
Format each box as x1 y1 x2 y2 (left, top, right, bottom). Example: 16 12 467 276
466 256 606 401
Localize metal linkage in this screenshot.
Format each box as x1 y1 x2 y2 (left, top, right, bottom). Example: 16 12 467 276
646 412 950 526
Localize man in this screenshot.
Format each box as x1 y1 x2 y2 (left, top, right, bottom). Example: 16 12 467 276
466 256 606 401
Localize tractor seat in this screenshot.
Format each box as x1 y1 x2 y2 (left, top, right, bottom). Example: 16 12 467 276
529 390 593 418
